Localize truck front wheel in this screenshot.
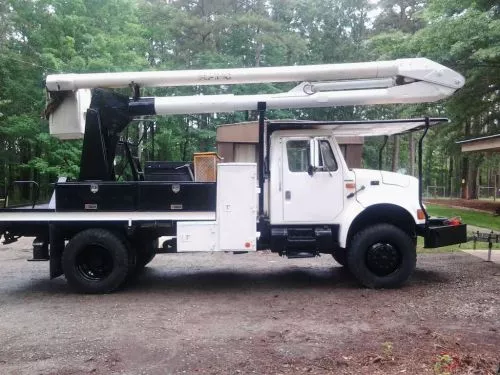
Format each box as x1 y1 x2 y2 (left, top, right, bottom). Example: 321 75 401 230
347 223 416 288
332 249 348 267
62 229 130 293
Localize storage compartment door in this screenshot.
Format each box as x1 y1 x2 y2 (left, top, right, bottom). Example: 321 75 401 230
217 163 258 251
177 221 218 252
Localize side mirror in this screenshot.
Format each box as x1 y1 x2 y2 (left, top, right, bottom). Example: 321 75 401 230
308 165 315 176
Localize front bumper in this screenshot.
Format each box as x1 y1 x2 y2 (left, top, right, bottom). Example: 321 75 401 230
417 218 467 248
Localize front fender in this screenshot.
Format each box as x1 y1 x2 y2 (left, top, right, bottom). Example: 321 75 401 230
338 190 421 248
337 200 365 248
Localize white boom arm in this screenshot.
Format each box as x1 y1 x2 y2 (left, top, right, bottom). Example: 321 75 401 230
45 58 464 139
46 58 463 91
152 81 455 115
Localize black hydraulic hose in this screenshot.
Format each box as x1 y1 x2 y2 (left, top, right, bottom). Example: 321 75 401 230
419 117 430 222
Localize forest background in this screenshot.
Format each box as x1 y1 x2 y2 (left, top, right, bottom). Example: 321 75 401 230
0 0 498 201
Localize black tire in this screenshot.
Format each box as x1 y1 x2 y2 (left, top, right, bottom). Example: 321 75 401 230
332 249 348 267
347 223 416 289
134 239 158 269
62 229 130 294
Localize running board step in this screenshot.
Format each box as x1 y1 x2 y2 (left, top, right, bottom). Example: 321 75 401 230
286 251 318 259
271 226 335 254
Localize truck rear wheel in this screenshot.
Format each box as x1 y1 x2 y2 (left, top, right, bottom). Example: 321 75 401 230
347 223 416 289
62 229 130 294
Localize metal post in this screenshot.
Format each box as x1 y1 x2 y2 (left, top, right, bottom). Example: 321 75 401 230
488 230 493 262
495 174 497 202
418 117 430 221
151 121 155 160
378 135 389 170
257 102 267 218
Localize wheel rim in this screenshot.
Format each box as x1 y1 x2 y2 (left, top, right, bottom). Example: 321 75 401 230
75 244 114 281
365 242 402 276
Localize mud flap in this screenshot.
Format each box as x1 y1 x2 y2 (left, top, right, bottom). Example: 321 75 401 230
49 224 65 279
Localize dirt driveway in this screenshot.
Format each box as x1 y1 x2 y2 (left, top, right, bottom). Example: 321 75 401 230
0 238 499 375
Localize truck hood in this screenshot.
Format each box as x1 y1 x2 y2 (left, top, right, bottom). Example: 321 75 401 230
352 169 411 187
380 170 411 187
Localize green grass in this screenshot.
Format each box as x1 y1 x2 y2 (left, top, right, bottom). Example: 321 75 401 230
426 204 500 231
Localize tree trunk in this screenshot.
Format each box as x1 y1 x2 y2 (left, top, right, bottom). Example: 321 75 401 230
255 26 262 67
20 141 32 202
255 42 262 67
446 156 453 197
182 119 190 161
409 132 415 176
1 139 6 197
461 119 471 199
467 160 479 199
461 157 468 199
391 135 399 172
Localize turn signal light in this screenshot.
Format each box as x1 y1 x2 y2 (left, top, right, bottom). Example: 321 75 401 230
345 182 356 189
417 209 426 220
445 217 461 226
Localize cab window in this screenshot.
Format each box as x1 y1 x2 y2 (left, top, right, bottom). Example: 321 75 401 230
286 140 310 172
318 139 338 171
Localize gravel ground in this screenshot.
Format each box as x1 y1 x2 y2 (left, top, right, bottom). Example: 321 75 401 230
0 238 499 375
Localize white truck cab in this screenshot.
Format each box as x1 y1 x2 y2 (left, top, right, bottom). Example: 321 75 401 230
0 58 467 293
270 130 347 224
270 129 424 240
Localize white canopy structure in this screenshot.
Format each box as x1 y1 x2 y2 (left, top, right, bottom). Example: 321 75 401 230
267 118 449 137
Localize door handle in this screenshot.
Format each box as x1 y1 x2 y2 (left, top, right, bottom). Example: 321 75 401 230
285 190 291 200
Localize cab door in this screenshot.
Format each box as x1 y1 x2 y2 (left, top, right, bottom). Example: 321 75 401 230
280 137 343 223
